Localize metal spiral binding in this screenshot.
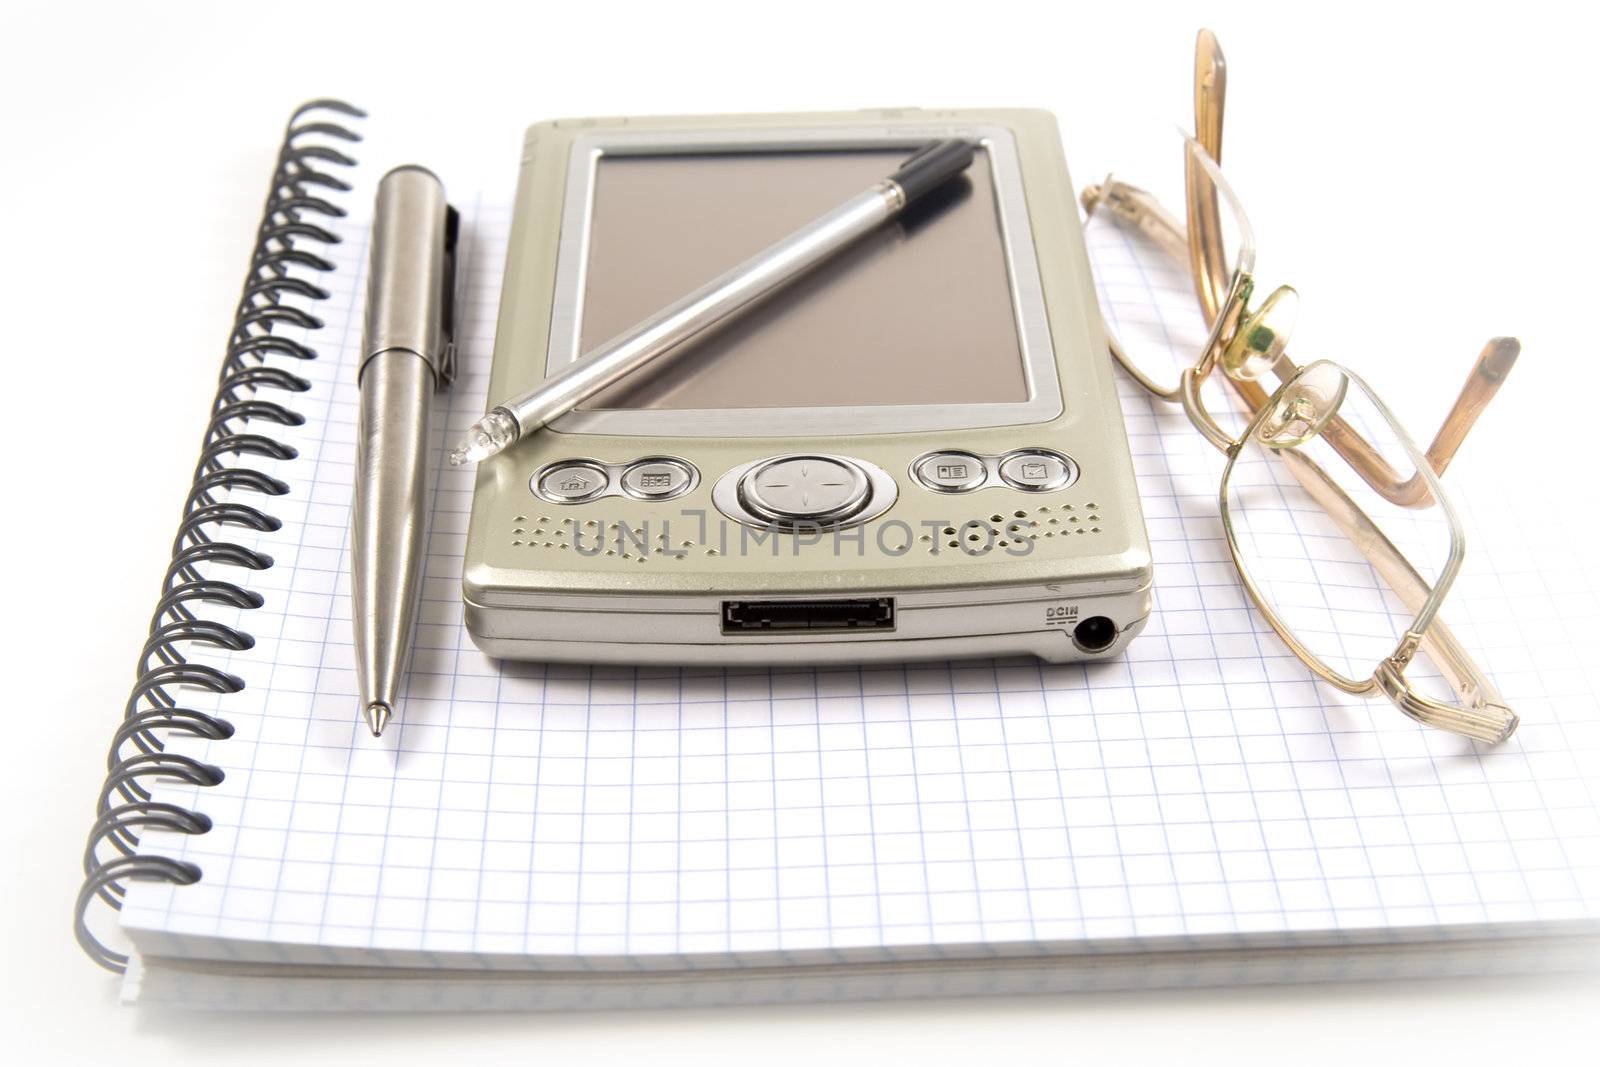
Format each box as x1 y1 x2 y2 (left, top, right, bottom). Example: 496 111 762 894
74 99 365 973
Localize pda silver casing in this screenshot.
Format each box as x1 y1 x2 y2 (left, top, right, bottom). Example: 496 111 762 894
463 109 1153 665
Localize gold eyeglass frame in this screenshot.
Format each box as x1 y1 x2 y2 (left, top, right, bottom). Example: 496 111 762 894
1080 30 1520 745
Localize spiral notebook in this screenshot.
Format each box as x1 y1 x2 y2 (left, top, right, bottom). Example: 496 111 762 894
78 102 1600 1011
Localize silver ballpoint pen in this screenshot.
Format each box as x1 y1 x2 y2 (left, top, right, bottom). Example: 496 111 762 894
448 139 977 465
352 166 459 737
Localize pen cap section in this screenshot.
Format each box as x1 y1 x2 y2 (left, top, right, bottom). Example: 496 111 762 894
361 165 453 381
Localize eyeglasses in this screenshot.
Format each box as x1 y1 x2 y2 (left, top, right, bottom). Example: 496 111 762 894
1080 30 1520 744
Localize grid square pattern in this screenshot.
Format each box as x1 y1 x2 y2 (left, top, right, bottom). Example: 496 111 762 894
116 165 1600 971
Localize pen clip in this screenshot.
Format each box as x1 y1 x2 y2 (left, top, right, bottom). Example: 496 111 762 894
437 204 462 388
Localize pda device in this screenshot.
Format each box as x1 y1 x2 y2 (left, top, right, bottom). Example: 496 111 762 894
463 109 1153 665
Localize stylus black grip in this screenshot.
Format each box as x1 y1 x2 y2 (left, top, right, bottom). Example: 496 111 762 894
889 139 977 206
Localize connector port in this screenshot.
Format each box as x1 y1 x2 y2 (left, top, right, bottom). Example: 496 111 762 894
721 598 895 634
1072 615 1118 652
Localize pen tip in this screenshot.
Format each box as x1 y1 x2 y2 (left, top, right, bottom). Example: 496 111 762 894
364 701 392 737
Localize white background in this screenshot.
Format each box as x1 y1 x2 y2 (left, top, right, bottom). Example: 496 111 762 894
3 0 1597 1063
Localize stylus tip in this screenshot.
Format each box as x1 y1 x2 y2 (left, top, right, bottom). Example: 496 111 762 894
450 408 521 466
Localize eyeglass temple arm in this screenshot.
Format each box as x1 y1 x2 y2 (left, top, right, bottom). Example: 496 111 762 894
1319 339 1520 507
1082 181 1189 262
1256 336 1520 508
1188 28 1229 324
1183 30 1518 509
1279 448 1517 743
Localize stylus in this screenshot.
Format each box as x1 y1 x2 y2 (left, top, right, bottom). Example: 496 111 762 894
352 166 459 737
448 139 978 465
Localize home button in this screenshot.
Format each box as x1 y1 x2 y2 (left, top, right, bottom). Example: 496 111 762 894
532 461 609 503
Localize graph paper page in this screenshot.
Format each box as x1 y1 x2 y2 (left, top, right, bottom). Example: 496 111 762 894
116 154 1600 970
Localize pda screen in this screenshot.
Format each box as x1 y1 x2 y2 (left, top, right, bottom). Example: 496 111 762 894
576 147 1029 411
